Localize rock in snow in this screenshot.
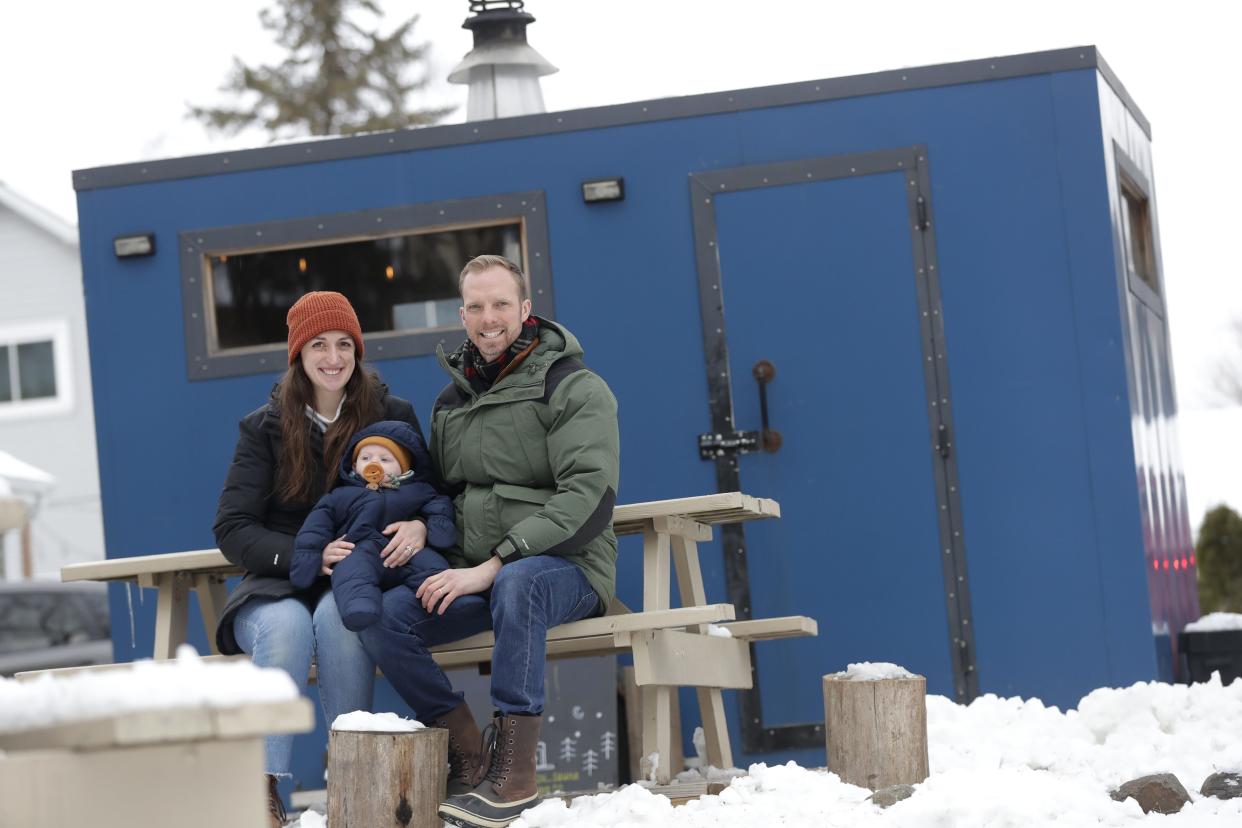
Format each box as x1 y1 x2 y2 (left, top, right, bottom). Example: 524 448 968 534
1201 771 1242 800
868 784 915 808
1110 773 1191 814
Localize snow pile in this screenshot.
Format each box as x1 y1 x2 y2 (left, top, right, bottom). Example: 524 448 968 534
331 711 424 732
0 645 297 733
296 811 326 828
705 624 733 638
512 675 1242 827
930 675 1242 788
831 662 917 681
1185 613 1242 632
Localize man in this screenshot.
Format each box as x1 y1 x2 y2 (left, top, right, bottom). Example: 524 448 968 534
359 254 620 828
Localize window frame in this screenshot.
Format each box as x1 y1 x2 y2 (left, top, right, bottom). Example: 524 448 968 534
1113 145 1164 316
0 318 73 421
179 191 553 380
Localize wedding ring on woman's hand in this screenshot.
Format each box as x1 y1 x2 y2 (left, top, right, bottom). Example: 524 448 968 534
404 545 414 553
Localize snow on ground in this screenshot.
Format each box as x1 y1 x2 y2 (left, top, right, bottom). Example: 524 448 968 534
511 674 1242 827
1185 613 1242 632
0 645 297 733
7 644 1240 826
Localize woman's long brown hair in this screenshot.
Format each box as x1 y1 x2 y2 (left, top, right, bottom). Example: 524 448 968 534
276 357 385 505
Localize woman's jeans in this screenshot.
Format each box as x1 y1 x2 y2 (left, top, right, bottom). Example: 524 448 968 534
233 591 374 777
359 555 599 721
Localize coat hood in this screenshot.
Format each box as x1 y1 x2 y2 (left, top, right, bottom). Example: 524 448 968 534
339 420 430 483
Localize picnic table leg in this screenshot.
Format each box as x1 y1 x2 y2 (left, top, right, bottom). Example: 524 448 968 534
640 525 676 784
147 572 190 660
642 526 671 613
671 533 736 770
639 684 674 784
193 574 229 656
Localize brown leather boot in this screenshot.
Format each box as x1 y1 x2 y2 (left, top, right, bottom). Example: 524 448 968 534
431 702 486 796
265 774 287 828
438 713 543 828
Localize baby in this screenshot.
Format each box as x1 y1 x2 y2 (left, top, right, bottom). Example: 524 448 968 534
290 420 454 631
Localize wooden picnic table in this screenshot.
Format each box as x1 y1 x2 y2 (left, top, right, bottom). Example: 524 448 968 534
55 492 815 783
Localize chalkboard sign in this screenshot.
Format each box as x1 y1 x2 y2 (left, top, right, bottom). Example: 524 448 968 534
449 655 619 794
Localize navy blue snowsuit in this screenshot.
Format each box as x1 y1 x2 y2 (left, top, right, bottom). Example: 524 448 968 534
290 420 454 631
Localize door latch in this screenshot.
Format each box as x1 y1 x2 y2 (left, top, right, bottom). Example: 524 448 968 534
699 430 761 460
698 360 782 460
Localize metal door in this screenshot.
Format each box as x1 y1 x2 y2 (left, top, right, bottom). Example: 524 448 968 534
690 146 976 754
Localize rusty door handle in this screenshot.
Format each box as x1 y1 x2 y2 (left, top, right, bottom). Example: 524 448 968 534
752 360 782 452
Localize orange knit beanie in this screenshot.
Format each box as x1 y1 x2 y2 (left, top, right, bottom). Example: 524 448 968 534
286 291 365 364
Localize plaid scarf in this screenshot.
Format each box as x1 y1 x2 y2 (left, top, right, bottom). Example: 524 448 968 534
462 316 541 390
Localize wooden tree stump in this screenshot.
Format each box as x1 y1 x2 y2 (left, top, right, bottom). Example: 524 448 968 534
327 728 448 828
822 673 929 791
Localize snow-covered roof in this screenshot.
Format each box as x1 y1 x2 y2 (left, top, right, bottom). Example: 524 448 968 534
0 181 78 247
0 449 55 493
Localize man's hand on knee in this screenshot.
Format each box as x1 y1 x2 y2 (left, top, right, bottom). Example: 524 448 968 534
416 557 502 615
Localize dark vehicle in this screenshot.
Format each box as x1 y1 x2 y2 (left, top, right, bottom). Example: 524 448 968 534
0 581 112 677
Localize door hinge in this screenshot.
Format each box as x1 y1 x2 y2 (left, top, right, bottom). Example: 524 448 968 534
699 430 760 460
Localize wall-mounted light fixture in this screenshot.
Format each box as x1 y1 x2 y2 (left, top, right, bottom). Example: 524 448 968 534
113 233 156 258
582 178 625 204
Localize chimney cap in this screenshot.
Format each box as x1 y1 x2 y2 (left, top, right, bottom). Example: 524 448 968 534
464 0 534 29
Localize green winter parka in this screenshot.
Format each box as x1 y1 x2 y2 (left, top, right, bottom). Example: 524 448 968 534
430 318 620 613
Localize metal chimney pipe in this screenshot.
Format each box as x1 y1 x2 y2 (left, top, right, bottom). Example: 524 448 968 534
448 1 558 121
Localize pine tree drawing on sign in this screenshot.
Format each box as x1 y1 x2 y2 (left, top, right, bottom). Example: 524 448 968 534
582 749 599 776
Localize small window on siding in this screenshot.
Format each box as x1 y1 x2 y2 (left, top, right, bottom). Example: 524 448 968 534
0 346 10 403
0 320 72 420
1120 179 1159 295
16 341 57 399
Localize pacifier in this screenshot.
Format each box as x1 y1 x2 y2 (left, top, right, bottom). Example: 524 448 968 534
362 462 386 489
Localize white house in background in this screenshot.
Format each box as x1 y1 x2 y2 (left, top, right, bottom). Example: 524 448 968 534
0 182 104 579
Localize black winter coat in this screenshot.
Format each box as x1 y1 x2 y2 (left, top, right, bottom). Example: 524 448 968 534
212 390 423 654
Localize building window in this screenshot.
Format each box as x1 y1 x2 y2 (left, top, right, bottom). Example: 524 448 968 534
209 223 523 352
0 320 72 420
1120 179 1159 295
180 191 553 380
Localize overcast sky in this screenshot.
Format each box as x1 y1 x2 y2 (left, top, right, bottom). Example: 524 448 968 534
2 0 1239 515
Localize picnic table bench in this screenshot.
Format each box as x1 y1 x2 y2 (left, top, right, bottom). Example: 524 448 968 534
31 492 817 784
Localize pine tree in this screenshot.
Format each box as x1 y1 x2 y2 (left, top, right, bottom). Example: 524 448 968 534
1196 504 1242 613
189 0 453 138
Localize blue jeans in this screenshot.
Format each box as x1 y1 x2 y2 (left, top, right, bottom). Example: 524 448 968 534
233 590 375 776
359 556 599 720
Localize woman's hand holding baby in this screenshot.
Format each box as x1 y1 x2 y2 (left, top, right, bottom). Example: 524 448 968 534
380 519 427 568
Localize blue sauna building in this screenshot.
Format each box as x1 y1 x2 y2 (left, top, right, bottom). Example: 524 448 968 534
73 46 1195 771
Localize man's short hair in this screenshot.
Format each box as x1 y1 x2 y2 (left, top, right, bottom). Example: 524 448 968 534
459 254 528 302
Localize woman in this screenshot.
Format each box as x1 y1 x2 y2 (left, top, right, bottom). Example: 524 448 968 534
212 291 429 827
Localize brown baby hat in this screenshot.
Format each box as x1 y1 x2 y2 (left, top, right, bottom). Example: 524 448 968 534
352 436 411 474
